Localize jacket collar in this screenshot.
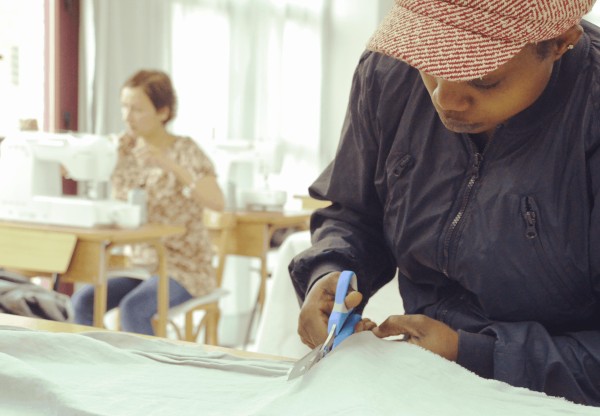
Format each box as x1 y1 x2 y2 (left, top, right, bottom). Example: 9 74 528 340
498 30 590 135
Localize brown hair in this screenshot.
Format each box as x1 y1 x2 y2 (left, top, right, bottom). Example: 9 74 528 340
122 69 177 124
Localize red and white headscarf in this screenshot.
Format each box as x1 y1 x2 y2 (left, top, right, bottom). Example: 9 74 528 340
367 0 596 81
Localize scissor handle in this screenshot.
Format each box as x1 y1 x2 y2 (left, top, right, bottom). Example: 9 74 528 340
328 270 361 348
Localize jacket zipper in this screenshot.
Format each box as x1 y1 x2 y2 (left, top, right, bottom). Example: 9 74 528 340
520 196 586 308
442 151 483 277
523 196 538 239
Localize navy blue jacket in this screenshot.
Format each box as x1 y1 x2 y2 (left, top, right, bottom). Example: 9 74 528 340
290 21 600 406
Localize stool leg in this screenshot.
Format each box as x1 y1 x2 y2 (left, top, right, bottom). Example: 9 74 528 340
185 310 195 342
205 305 219 345
114 308 121 331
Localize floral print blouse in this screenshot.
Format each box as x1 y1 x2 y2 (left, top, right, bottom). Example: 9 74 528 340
111 133 217 297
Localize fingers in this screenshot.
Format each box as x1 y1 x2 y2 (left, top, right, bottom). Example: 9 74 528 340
298 317 327 349
371 315 459 361
354 318 377 333
297 272 339 348
297 304 329 349
297 271 368 348
344 290 362 309
298 291 330 349
372 315 424 339
134 144 161 161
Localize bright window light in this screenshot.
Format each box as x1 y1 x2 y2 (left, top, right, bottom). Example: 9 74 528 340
0 0 45 135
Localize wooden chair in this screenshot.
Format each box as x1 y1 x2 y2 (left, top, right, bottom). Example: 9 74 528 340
150 208 236 344
107 209 235 344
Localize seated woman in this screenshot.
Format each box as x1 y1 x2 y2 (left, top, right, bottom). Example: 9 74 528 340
72 69 225 335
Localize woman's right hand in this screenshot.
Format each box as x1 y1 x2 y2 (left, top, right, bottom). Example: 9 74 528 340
297 271 374 349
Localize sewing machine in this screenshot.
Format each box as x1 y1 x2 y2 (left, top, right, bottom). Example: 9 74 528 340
0 132 143 228
210 138 288 211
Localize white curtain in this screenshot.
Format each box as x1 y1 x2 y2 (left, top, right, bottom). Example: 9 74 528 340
0 0 45 133
79 0 173 135
79 0 325 197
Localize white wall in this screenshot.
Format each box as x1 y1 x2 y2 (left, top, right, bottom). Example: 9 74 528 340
319 0 394 169
585 3 600 26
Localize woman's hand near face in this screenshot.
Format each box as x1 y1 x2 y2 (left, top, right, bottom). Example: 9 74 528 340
372 314 459 361
133 144 225 210
297 271 375 349
133 144 179 173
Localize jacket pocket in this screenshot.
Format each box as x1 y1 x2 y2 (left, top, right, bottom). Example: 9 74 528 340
388 153 414 178
519 195 592 309
384 152 414 211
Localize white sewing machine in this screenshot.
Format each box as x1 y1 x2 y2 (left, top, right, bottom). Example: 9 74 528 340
0 132 143 228
210 138 288 212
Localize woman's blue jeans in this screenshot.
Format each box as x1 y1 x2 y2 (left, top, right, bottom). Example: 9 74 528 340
71 276 192 335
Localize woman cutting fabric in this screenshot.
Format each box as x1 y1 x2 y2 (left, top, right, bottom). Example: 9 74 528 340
290 0 600 407
72 69 225 335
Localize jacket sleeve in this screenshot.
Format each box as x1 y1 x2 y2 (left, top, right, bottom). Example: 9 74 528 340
289 51 397 304
457 322 600 406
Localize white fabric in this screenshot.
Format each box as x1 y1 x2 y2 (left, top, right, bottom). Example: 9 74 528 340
0 327 597 415
255 230 404 358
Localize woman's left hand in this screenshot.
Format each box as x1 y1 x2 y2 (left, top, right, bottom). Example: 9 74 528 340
135 144 189 180
135 145 175 171
372 314 459 361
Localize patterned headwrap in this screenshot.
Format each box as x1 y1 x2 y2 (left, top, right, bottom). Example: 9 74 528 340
367 0 596 80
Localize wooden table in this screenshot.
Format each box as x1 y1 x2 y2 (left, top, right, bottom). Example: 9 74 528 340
293 194 331 210
0 221 184 337
0 312 293 361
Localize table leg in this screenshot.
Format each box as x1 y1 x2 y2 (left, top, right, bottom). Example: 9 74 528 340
150 241 168 337
257 223 276 314
257 253 268 314
243 227 270 348
92 281 108 328
92 241 109 328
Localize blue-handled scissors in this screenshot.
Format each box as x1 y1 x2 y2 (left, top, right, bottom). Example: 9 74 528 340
287 270 362 380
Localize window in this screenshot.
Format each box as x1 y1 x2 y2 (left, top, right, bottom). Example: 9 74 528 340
170 3 230 140
0 0 45 134
168 0 325 197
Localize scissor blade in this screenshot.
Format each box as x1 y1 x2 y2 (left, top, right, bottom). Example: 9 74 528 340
287 345 322 380
287 325 337 381
288 325 336 380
